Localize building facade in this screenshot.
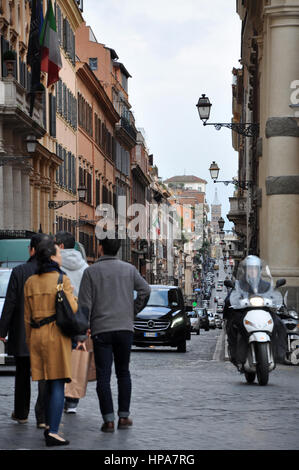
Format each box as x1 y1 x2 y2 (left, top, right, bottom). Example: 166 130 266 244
231 0 299 308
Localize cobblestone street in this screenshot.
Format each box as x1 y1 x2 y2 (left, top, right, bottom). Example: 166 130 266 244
1 329 299 452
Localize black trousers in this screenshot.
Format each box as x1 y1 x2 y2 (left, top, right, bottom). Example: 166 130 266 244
14 356 46 423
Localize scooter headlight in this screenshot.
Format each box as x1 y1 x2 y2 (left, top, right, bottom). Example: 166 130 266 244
289 310 299 320
249 296 264 307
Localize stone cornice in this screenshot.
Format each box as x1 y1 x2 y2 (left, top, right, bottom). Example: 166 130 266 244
76 63 120 124
57 0 84 31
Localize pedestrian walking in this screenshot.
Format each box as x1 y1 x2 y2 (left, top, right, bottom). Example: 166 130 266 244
24 237 79 446
78 232 151 433
55 231 89 414
0 233 49 428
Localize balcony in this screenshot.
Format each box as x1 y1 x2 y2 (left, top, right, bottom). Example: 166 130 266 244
227 196 247 223
115 116 137 150
0 77 45 155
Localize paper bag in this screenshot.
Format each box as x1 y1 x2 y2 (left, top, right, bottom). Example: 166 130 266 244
85 336 97 382
65 349 91 399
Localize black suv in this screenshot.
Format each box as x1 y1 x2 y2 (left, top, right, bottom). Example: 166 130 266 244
196 307 209 331
133 285 191 352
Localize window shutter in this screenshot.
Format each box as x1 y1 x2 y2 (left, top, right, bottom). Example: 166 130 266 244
72 155 76 193
57 80 62 114
42 90 47 129
68 152 72 190
49 94 57 137
63 148 67 187
58 145 63 185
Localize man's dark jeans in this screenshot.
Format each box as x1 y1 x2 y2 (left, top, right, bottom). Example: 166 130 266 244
92 330 133 423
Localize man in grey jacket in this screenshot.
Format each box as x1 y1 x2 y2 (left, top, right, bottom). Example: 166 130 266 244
55 231 89 414
78 232 151 433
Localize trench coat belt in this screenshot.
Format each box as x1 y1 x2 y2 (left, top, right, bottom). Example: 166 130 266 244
30 314 57 329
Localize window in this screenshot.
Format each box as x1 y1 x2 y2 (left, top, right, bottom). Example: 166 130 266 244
89 58 98 71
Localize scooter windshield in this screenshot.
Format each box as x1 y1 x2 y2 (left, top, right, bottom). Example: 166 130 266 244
229 259 283 310
236 258 273 294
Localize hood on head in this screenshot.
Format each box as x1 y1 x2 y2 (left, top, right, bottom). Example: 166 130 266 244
61 249 87 271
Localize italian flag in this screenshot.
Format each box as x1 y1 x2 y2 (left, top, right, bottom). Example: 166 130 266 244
40 0 62 87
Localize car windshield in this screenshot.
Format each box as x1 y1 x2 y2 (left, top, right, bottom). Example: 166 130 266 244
0 271 11 298
146 289 179 307
187 312 197 317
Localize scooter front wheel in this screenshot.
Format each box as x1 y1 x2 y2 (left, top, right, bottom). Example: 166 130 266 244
255 342 269 386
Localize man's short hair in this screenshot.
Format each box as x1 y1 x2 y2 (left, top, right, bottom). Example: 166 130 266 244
55 231 75 249
99 231 121 256
30 233 50 251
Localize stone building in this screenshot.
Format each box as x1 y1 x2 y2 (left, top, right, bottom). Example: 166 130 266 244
231 0 299 307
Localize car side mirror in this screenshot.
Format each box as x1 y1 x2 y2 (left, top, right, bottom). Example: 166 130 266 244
224 280 235 289
276 278 286 288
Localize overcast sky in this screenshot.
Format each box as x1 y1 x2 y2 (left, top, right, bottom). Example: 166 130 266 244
82 0 242 228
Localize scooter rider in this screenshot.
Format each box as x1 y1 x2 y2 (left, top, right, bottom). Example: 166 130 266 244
223 255 287 367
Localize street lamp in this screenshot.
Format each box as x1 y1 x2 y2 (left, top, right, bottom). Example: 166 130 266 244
196 94 259 137
48 186 87 209
26 135 37 153
196 94 212 124
209 161 220 181
209 161 252 190
218 217 225 231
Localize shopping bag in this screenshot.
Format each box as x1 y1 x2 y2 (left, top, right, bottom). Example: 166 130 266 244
85 336 97 382
65 349 91 398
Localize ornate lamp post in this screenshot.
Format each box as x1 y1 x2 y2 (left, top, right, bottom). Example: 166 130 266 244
48 185 87 209
209 161 252 190
196 94 259 138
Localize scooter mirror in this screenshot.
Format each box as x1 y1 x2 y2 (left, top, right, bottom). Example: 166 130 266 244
276 278 286 288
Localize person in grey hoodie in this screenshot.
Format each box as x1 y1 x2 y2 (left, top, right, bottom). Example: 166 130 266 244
55 231 89 414
78 232 151 433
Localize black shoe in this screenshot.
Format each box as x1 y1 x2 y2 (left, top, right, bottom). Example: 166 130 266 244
118 418 133 429
101 421 114 433
45 433 70 447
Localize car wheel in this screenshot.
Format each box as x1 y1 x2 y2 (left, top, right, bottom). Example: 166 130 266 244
177 340 186 352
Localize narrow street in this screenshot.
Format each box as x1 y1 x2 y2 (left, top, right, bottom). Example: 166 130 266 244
1 325 299 451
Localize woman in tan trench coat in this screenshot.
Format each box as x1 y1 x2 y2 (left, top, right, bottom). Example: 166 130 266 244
24 237 78 447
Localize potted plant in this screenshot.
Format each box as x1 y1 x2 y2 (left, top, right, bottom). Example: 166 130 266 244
3 50 16 78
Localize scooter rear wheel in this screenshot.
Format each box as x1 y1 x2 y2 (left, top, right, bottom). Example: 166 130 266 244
256 343 269 386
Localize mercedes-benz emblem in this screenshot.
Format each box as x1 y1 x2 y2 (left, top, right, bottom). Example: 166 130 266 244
147 320 155 328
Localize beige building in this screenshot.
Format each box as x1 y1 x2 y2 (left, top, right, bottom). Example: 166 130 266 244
230 0 299 308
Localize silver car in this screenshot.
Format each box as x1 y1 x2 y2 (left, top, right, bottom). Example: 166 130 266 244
0 268 12 366
187 311 200 335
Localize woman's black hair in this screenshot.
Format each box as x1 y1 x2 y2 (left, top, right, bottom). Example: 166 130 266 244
36 236 58 274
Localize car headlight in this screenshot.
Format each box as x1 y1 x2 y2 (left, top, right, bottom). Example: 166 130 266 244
289 310 299 319
171 316 184 328
249 296 264 307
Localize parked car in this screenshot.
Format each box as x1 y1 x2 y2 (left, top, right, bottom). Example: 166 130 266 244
187 311 200 335
133 285 191 352
196 308 209 331
0 268 14 366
